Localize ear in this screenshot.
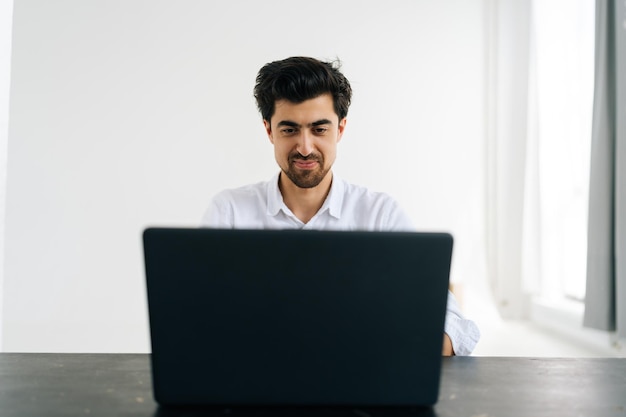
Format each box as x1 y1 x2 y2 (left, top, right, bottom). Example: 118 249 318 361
336 118 347 144
263 119 274 144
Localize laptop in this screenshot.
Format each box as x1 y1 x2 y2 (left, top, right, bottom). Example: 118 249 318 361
143 228 452 408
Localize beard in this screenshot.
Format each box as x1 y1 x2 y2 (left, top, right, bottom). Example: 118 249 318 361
281 152 330 189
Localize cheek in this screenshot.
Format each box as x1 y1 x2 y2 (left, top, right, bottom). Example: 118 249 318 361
274 142 290 159
327 136 339 151
322 141 338 162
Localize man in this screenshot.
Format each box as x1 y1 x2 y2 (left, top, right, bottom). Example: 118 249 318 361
203 56 480 356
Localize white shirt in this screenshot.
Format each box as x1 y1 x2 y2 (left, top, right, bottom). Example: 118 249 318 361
202 172 480 355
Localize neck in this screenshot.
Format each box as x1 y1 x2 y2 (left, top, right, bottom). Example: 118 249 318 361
279 171 333 224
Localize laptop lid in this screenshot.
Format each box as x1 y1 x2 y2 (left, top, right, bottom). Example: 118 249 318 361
143 228 452 407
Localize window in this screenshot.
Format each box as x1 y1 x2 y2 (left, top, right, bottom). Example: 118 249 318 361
525 0 595 304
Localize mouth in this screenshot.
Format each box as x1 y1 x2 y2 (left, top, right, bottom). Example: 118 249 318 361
293 159 319 170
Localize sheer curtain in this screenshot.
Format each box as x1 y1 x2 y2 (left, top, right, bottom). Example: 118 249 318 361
486 0 595 319
584 0 626 339
522 0 595 302
484 0 532 319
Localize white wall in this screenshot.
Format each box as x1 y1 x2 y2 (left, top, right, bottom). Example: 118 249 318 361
3 0 486 352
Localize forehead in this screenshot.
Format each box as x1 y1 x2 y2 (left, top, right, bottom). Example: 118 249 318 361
272 94 337 125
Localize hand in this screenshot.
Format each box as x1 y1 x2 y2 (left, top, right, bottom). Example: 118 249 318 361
442 333 454 356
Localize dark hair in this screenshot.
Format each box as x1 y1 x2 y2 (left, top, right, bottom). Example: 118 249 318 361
253 56 352 122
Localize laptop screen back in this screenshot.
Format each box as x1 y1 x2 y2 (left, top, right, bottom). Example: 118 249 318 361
143 228 452 407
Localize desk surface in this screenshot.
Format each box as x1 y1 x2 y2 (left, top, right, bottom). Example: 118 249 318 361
0 353 625 417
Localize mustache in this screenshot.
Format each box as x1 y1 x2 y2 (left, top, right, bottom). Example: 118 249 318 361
288 152 323 163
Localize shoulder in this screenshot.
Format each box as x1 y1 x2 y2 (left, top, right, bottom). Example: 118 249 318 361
334 177 414 231
339 178 400 207
201 179 273 227
210 180 268 206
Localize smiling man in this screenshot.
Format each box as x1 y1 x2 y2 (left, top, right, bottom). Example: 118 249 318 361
267 94 344 224
202 56 480 356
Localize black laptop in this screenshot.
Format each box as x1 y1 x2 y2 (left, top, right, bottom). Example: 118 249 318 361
143 228 452 407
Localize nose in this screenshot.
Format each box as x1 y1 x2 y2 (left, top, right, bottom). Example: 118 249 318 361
296 131 315 157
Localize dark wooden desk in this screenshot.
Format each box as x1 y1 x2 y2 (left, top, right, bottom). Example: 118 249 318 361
0 354 625 417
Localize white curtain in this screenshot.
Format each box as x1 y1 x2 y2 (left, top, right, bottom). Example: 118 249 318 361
522 0 595 301
484 0 532 319
486 0 595 318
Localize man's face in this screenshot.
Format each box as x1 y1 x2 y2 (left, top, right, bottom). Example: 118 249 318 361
264 94 346 189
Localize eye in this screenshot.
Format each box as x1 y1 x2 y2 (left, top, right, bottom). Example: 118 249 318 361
313 127 328 135
281 128 297 135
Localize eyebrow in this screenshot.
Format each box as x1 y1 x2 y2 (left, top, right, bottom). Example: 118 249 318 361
276 119 333 128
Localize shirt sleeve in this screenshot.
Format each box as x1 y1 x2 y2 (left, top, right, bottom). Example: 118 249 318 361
444 291 481 356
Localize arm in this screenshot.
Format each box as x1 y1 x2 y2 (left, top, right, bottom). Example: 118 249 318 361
442 333 454 356
444 291 481 356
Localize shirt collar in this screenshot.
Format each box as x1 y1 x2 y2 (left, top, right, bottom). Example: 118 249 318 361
325 173 344 219
265 172 344 219
266 172 283 216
